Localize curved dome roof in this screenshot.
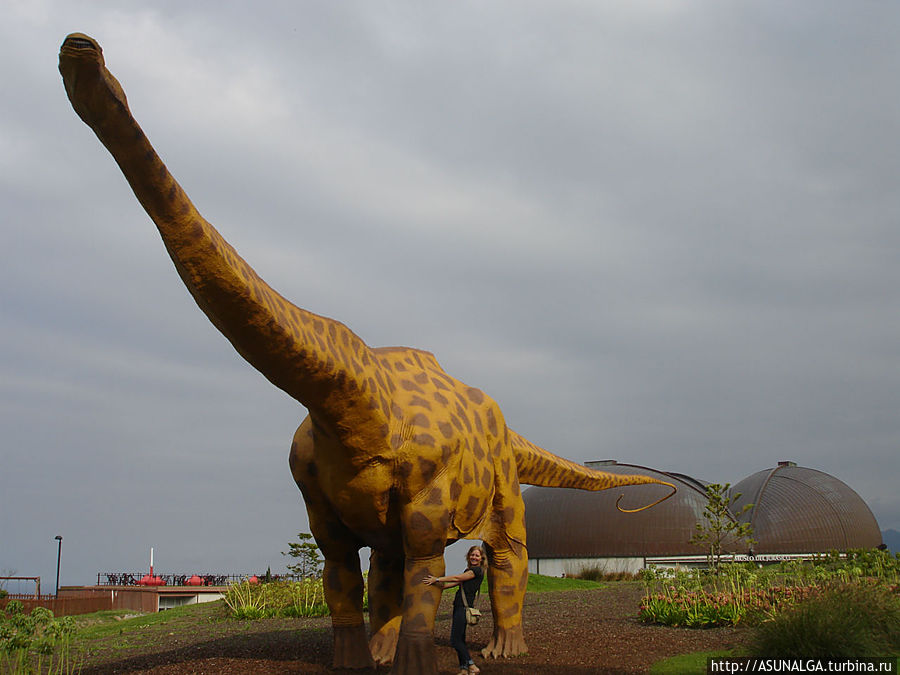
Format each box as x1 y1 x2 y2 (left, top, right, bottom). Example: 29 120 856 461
523 461 730 558
730 463 882 554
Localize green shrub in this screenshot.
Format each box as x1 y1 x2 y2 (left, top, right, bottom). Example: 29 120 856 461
575 566 638 582
751 582 900 658
574 565 605 582
0 602 78 674
224 578 332 619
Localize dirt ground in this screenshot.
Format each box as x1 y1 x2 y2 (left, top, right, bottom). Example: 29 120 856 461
79 584 749 674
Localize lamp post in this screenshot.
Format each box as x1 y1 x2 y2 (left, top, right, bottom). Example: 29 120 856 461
54 535 63 596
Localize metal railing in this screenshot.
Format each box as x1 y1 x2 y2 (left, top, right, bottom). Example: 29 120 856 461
95 572 292 587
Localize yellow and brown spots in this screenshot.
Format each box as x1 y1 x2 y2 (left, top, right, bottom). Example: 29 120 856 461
437 421 453 439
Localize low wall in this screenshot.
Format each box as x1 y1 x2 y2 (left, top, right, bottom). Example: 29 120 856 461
2 586 233 616
1 592 115 616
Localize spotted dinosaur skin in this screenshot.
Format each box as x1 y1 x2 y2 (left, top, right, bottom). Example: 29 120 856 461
59 34 675 674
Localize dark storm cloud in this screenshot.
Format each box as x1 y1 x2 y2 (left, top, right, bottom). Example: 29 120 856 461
1 1 897 587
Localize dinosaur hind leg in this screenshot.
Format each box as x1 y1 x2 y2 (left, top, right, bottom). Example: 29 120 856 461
482 542 529 658
482 425 529 658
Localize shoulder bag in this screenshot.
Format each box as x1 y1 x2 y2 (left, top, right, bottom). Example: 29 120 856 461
460 583 482 626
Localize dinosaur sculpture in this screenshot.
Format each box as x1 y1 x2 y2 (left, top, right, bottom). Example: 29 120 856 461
59 33 676 674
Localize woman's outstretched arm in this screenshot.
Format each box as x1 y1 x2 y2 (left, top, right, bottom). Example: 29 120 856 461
423 569 475 589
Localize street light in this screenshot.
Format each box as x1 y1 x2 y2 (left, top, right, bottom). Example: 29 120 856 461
54 535 63 596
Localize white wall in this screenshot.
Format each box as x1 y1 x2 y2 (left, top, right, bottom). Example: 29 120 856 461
528 557 645 577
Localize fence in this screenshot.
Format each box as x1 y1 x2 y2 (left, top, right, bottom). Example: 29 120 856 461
1 593 114 616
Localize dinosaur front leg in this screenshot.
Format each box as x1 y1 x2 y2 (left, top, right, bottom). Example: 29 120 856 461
482 542 529 658
292 444 373 668
305 513 374 670
393 501 450 675
320 544 373 669
391 552 445 675
367 550 405 666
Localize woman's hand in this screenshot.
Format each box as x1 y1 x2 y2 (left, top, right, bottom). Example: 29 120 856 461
422 575 441 586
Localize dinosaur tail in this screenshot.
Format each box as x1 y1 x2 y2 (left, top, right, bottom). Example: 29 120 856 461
509 429 676 513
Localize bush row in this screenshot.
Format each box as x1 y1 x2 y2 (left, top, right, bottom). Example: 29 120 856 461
638 548 900 658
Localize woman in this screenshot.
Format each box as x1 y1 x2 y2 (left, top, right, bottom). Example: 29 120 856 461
423 545 486 675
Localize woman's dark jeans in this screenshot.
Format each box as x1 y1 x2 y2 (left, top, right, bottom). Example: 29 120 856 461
450 604 472 667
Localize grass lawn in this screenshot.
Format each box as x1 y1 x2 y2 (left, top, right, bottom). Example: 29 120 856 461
524 573 606 592
650 650 742 674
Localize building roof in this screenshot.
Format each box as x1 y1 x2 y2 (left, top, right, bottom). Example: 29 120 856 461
524 460 883 559
729 462 882 553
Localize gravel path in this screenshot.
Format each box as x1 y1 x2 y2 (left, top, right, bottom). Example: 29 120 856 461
79 584 749 674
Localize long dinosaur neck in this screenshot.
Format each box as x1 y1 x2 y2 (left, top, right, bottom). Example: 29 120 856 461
59 36 374 419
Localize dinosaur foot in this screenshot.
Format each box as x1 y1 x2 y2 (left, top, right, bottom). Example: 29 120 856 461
390 630 437 675
332 623 376 670
369 623 399 666
482 624 528 659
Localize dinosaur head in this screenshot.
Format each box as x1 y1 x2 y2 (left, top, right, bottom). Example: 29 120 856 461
59 33 130 132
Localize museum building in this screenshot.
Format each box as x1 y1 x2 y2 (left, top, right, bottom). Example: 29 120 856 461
523 460 883 576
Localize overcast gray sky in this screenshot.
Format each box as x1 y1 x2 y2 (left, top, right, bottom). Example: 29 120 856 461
2 2 898 590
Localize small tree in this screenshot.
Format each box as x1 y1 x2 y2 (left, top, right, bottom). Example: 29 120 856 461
690 482 755 574
282 533 323 578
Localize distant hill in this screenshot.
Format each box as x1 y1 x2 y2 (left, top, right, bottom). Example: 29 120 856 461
882 529 900 553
